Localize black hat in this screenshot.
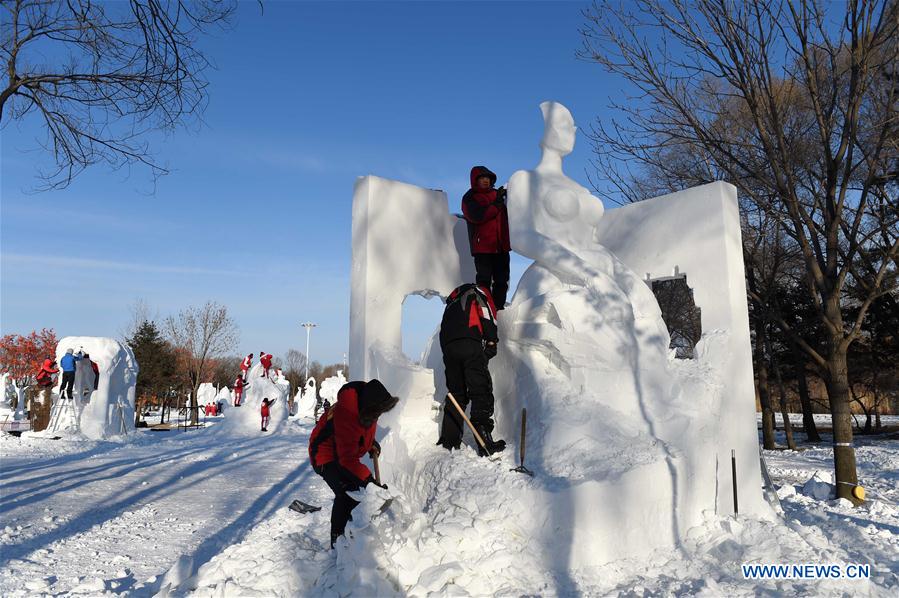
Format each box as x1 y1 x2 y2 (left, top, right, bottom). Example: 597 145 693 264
358 379 398 426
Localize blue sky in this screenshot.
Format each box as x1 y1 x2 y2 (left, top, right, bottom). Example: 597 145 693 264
1 1 621 365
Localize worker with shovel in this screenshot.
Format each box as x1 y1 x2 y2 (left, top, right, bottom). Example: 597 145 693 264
436 283 506 456
308 379 398 548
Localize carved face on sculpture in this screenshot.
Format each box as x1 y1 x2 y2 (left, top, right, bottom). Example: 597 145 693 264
539 101 576 156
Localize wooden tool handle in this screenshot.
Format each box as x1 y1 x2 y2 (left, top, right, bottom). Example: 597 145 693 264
446 392 488 452
520 408 527 466
373 451 382 485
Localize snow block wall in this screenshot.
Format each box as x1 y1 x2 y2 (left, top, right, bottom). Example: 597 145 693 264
349 176 475 380
594 181 765 517
348 102 766 570
49 336 139 439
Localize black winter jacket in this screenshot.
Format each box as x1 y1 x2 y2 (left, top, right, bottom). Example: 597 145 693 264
439 284 499 348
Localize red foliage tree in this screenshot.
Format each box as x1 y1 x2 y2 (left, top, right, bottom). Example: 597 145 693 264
0 328 59 385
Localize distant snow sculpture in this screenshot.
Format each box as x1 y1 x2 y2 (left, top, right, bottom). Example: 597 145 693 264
45 336 139 439
217 363 289 435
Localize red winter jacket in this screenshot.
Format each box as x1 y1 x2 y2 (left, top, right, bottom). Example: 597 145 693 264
260 354 273 369
241 355 252 371
36 359 59 384
308 382 375 483
261 401 271 417
462 166 510 255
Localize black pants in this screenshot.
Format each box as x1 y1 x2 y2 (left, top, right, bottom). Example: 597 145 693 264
315 461 364 546
473 252 510 308
61 371 75 399
439 339 495 448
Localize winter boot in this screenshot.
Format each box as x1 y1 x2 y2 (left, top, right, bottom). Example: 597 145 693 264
474 425 506 457
436 436 461 451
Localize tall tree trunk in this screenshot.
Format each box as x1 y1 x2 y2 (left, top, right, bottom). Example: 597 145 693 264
773 359 797 450
795 353 821 442
823 321 861 504
755 322 777 449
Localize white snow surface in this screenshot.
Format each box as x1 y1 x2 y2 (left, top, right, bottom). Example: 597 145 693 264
1 422 896 596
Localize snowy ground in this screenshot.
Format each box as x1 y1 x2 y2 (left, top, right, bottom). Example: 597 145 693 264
1 415 897 596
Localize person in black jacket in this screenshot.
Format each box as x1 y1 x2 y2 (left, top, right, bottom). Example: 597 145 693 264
436 283 506 456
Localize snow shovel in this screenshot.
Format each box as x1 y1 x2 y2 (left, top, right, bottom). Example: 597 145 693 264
446 392 493 457
510 408 534 476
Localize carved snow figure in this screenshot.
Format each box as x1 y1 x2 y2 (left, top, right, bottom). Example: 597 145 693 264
348 101 766 568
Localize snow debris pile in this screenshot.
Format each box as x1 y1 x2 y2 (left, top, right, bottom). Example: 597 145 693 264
36 336 138 440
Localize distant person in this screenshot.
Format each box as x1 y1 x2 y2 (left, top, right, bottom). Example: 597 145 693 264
82 353 100 391
35 358 59 388
261 397 275 431
260 352 273 379
240 353 254 382
308 379 398 548
436 283 506 456
59 348 83 400
233 375 247 407
462 165 511 309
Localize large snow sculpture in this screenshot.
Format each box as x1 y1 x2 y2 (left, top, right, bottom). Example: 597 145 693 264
348 101 766 567
46 336 139 439
217 363 289 434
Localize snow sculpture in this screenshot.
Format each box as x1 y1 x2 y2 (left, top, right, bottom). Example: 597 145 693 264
349 101 766 568
214 387 232 411
319 370 348 407
217 363 289 434
197 383 217 408
349 176 476 380
46 337 139 439
292 377 318 419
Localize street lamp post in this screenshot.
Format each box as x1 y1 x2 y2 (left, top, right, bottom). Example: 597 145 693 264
301 322 317 383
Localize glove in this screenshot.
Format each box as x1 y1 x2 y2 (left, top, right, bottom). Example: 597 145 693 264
368 439 381 458
484 342 498 360
496 186 507 204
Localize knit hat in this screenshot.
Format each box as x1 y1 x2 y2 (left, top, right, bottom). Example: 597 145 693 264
66 348 74 354
358 379 398 426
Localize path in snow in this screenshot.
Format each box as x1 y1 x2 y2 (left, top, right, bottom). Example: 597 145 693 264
0 424 322 596
1 419 897 596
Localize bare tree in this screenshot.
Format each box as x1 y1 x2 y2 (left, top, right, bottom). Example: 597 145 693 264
164 301 238 425
1 0 236 189
119 298 158 341
581 0 898 503
282 348 307 391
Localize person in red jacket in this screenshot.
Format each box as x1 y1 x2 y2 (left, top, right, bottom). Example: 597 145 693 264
240 353 253 382
82 353 100 391
308 379 399 548
259 352 273 378
462 165 511 309
233 375 247 407
35 358 59 387
261 397 275 431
